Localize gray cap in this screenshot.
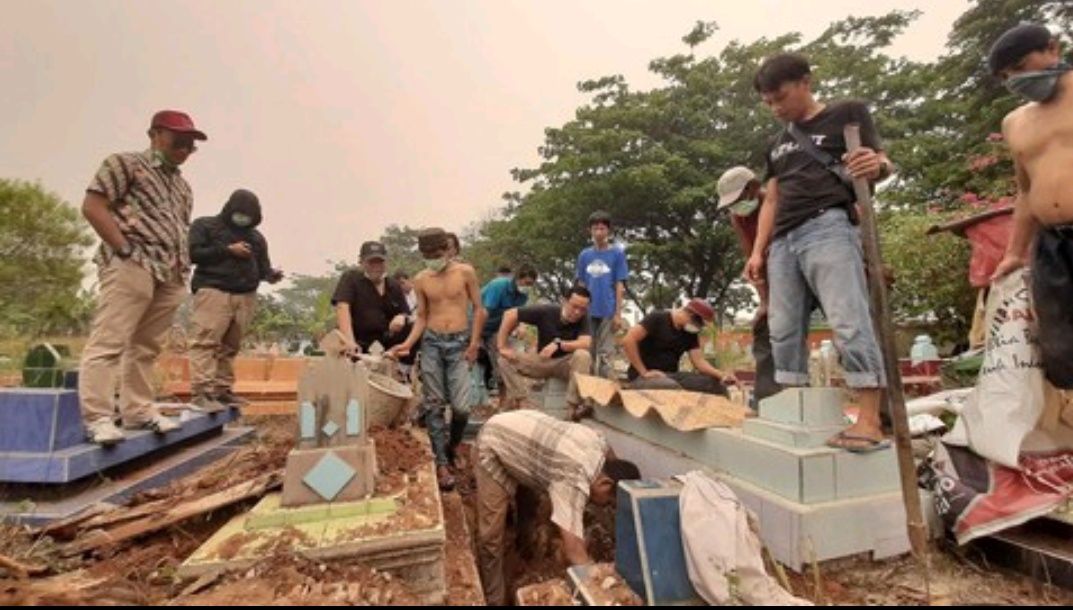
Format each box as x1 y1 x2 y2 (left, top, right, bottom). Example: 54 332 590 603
716 166 757 210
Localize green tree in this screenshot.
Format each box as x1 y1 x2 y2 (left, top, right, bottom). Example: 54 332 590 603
888 0 1073 212
0 179 94 338
879 209 975 347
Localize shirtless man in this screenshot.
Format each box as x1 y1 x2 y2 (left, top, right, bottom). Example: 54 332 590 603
989 23 1073 389
390 227 486 490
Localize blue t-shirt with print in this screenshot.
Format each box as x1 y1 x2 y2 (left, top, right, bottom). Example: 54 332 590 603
576 245 628 319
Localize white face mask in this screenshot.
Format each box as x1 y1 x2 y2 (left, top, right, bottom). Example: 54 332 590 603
517 284 533 296
684 323 701 334
730 199 759 217
424 257 448 273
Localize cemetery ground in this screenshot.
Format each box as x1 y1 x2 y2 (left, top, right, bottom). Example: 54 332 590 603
0 334 1072 606
0 414 1070 606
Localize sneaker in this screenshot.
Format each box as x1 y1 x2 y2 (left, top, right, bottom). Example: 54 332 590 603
215 390 249 407
86 418 125 446
191 393 228 414
125 414 181 434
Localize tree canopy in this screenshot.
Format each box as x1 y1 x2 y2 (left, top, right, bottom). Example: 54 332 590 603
0 179 94 338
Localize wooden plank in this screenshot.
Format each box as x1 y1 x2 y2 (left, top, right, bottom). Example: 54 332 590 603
62 470 283 556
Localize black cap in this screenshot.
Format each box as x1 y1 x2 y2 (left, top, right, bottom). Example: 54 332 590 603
360 241 387 261
988 23 1054 75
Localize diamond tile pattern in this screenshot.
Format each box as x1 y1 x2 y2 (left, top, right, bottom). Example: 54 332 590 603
321 419 340 438
302 451 356 501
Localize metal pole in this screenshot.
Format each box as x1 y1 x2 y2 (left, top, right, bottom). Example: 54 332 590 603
844 123 929 557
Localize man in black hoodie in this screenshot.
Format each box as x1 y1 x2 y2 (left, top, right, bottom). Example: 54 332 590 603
187 189 283 412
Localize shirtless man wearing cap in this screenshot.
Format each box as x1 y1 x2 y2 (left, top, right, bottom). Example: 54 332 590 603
621 299 736 396
390 227 487 490
78 109 208 445
989 23 1073 388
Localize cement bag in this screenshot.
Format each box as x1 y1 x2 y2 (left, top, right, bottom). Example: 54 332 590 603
677 470 811 606
944 270 1047 467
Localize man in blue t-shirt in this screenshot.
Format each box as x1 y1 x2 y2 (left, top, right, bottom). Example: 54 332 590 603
575 210 628 379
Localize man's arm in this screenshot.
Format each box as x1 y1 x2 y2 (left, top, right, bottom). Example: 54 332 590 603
558 526 591 566
688 348 735 384
563 332 592 353
614 281 625 329
188 219 227 265
622 324 660 377
391 277 429 356
993 118 1038 279
82 192 129 252
496 308 521 361
335 303 357 350
254 233 283 283
465 267 487 363
745 178 778 283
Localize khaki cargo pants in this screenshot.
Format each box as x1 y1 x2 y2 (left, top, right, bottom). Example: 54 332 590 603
79 259 186 426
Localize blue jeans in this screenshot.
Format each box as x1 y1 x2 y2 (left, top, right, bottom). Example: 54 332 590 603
420 330 473 466
767 208 885 388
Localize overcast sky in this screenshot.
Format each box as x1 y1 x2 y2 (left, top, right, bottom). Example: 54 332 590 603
2 0 969 280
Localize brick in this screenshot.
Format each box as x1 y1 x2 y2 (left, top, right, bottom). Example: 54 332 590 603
759 387 846 426
742 418 846 449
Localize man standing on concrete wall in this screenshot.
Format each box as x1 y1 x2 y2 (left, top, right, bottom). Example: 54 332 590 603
78 110 207 445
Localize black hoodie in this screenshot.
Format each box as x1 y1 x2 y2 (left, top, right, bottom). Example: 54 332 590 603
189 189 274 294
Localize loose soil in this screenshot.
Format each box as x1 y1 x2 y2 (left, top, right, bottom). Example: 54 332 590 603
2 415 1072 606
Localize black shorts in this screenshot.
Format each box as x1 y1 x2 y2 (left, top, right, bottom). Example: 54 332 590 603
1032 227 1073 388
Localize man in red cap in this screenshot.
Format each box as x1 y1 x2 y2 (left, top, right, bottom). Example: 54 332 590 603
78 109 208 445
621 298 737 395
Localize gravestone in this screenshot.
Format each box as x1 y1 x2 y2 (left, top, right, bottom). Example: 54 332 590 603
280 338 378 507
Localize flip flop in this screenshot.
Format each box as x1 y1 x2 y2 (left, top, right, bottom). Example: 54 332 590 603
826 431 892 454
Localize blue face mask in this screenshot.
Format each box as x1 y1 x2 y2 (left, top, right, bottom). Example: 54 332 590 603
1006 62 1071 103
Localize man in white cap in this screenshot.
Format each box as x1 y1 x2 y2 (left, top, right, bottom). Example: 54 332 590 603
78 109 208 445
621 298 736 395
716 166 778 406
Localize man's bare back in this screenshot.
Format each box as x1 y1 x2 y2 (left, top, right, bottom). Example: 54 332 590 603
414 261 481 334
1004 71 1073 226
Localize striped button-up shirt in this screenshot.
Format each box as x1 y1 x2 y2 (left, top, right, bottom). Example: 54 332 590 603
87 150 193 283
476 410 608 539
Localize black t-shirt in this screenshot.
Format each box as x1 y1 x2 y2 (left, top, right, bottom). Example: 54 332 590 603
764 100 882 237
516 304 592 358
627 310 699 380
330 269 410 350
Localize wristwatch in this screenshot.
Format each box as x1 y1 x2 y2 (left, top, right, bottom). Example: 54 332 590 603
115 243 134 259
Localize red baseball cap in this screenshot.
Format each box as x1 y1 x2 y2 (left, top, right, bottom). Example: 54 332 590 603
150 110 207 141
685 298 715 323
